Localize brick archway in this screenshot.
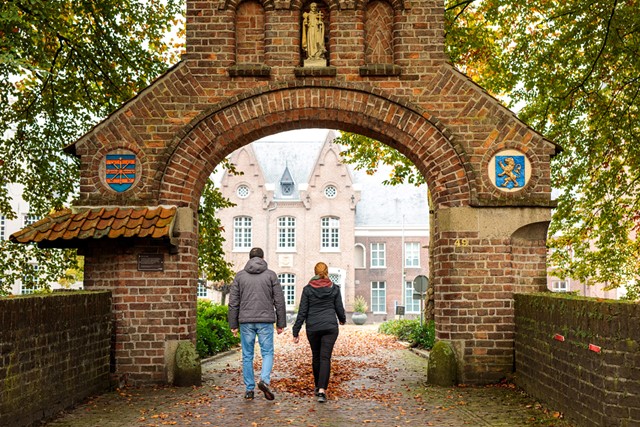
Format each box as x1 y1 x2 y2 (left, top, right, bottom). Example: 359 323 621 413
158 85 470 209
11 0 558 385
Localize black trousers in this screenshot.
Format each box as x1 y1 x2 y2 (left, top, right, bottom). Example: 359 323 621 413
306 328 339 390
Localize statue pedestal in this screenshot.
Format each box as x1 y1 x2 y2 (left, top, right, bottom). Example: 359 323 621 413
304 59 327 67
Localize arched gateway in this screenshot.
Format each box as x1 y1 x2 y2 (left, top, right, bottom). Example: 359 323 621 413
12 0 557 385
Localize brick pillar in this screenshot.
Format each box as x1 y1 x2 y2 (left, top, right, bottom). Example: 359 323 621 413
83 209 198 385
432 206 550 384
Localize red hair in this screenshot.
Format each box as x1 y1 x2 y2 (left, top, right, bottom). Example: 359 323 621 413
314 262 329 279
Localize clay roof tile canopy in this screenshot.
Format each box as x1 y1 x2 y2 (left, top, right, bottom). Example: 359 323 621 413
9 206 178 249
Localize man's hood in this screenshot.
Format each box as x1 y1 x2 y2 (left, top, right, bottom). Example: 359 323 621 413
244 257 268 274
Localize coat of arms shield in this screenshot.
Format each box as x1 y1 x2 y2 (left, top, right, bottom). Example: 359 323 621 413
105 154 136 192
495 155 525 189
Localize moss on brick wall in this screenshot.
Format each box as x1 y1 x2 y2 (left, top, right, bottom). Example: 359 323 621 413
0 291 112 427
515 293 640 427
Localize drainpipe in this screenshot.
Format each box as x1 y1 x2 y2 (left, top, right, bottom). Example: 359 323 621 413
266 202 278 257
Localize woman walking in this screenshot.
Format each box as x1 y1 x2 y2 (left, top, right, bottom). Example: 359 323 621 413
292 262 346 402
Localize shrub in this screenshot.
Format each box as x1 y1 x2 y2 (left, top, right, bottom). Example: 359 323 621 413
378 319 436 349
353 295 368 313
196 299 240 358
378 319 418 341
409 320 436 349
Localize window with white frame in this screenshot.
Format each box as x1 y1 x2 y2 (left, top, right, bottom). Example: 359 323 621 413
233 216 252 249
21 264 40 295
324 185 337 199
277 216 296 249
197 279 208 298
0 215 4 240
236 185 250 199
551 280 569 292
354 244 365 268
371 281 386 313
321 217 340 249
23 214 38 227
329 273 340 284
404 242 420 268
405 281 421 313
278 273 296 308
370 243 386 268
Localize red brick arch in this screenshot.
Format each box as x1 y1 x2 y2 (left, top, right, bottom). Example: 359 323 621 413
158 85 471 210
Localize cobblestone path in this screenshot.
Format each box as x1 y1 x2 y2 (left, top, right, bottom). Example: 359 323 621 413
45 325 573 427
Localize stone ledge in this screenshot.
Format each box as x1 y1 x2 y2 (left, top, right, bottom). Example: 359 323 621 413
294 66 337 77
228 64 271 77
359 64 402 77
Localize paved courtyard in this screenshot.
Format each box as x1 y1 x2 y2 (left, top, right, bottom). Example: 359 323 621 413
45 325 573 427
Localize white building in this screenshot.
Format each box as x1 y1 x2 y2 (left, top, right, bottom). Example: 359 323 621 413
2 183 82 295
209 130 431 320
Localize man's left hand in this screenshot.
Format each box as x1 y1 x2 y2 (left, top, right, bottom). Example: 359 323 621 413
276 327 284 335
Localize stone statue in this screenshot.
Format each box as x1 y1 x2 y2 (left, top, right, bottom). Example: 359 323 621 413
302 3 326 65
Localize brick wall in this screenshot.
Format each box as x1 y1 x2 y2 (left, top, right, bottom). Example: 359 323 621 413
515 293 640 427
0 292 112 427
83 237 198 385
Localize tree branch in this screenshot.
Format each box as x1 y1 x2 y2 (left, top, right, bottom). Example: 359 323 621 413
564 0 618 99
445 0 475 12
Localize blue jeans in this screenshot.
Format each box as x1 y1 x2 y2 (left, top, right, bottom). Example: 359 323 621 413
239 323 274 391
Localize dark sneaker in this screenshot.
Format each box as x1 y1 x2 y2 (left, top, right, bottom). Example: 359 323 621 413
258 381 275 400
244 390 254 400
317 392 327 403
314 387 320 397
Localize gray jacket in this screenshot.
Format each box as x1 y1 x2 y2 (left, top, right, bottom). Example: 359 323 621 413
227 257 287 330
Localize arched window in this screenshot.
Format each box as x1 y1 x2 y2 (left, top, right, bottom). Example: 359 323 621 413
354 244 365 268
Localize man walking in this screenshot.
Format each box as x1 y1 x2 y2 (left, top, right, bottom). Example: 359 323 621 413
228 247 287 400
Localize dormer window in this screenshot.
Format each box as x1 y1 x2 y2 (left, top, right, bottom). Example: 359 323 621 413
282 182 293 195
280 165 295 197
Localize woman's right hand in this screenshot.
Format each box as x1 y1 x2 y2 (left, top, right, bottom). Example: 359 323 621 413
293 336 300 344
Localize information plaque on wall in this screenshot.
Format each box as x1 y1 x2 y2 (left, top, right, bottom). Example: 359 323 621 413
138 253 164 272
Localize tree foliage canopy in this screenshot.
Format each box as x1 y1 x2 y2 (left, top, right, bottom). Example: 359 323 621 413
0 0 184 294
338 0 640 297
4 0 640 297
198 178 236 287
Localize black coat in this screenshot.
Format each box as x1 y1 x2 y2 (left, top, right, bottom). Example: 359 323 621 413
292 280 346 337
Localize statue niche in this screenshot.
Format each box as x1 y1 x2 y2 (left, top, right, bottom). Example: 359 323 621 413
302 2 328 67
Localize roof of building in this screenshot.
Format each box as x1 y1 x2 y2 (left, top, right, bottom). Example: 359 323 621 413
239 130 429 227
9 206 178 248
252 135 327 199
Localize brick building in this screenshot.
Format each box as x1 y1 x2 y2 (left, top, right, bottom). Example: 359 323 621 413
213 130 429 320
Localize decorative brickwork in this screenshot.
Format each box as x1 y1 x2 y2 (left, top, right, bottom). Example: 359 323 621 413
0 292 112 427
48 0 556 384
236 1 267 64
364 0 394 65
515 293 640 427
